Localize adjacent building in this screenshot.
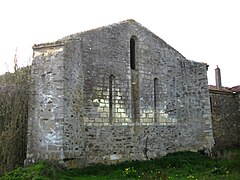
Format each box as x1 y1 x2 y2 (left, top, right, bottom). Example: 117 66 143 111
209 66 240 147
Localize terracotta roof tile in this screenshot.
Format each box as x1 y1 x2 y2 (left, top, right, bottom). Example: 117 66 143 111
230 85 240 92
208 85 240 93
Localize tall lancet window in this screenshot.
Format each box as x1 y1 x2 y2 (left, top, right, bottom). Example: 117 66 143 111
130 37 136 70
109 75 114 124
130 36 139 122
154 78 158 122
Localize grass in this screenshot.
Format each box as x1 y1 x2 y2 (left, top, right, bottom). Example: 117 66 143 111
1 148 240 180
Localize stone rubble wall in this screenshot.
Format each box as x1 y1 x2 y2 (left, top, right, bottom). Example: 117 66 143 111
27 20 214 167
210 91 240 147
26 44 66 164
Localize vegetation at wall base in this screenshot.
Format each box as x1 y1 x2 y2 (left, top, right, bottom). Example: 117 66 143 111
1 148 240 180
0 66 30 174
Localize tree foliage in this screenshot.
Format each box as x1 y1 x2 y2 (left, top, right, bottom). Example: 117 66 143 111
0 66 30 175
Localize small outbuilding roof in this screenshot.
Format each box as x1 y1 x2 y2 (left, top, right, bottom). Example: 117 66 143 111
208 85 240 94
229 85 240 92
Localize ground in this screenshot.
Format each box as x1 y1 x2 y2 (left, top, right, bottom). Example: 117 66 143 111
1 148 240 180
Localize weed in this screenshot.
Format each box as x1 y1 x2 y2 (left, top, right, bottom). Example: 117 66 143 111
123 167 138 178
0 167 34 180
1 149 240 180
211 166 229 175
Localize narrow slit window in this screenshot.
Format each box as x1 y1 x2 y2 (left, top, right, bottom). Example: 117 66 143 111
109 75 114 124
154 78 158 122
210 97 213 112
130 37 135 70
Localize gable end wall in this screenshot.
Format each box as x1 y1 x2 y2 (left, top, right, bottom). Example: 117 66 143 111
26 21 214 167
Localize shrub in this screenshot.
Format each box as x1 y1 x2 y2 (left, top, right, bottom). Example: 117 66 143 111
0 66 30 175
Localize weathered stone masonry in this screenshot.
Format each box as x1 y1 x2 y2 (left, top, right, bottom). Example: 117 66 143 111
209 67 240 147
26 20 214 167
210 90 240 147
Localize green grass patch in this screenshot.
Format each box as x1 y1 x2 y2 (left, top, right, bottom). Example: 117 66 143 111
1 148 240 180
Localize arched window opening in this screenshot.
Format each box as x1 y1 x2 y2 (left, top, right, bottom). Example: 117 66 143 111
109 75 114 124
210 97 213 113
130 37 136 70
154 78 158 122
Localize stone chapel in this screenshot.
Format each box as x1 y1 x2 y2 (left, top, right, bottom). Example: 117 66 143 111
26 19 214 167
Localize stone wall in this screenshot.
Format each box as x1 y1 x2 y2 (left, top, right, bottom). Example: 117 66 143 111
210 90 240 147
26 20 214 167
26 44 66 163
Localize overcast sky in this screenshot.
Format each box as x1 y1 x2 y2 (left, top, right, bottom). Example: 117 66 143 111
0 0 239 87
